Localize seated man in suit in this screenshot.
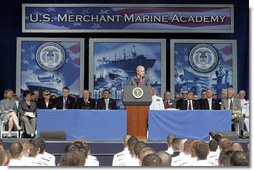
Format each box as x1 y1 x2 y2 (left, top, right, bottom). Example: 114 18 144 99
221 88 244 137
54 87 76 109
200 89 220 110
198 89 207 107
176 90 188 110
179 91 200 110
129 65 150 86
77 89 96 109
163 91 176 109
37 90 55 109
97 89 117 110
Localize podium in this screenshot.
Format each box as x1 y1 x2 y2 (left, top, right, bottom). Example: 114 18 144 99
123 86 152 140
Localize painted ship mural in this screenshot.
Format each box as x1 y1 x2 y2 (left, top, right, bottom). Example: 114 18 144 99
96 45 156 73
25 74 62 97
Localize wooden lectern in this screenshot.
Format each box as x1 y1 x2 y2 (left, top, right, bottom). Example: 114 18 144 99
123 86 152 140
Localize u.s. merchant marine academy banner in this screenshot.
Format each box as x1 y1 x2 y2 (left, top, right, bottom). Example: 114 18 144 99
22 4 234 33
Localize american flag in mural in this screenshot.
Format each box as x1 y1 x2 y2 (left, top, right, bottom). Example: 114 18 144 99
60 42 81 68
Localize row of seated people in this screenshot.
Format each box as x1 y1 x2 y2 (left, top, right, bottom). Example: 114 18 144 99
0 87 249 138
0 138 99 166
0 87 117 138
113 134 249 167
0 134 249 166
33 87 118 110
152 87 249 136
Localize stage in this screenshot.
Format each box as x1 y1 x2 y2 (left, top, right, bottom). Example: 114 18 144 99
1 138 250 166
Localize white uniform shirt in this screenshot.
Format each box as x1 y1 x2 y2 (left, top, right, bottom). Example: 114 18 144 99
240 99 249 116
125 157 140 166
20 156 45 166
207 151 220 166
191 159 216 166
8 159 24 166
112 147 131 166
181 156 197 166
36 151 56 166
171 152 186 166
150 95 165 110
85 155 99 166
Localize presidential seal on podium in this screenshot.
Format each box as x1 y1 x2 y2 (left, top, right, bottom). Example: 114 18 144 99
132 87 144 99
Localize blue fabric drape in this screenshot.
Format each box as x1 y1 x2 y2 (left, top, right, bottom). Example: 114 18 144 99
37 109 127 140
148 110 231 140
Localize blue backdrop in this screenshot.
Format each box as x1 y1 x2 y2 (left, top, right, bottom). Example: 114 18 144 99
0 0 249 99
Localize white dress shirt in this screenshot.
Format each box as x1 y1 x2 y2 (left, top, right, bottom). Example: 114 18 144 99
207 98 213 110
187 100 193 110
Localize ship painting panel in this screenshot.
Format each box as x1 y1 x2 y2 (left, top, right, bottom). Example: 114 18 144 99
18 39 83 98
93 41 162 109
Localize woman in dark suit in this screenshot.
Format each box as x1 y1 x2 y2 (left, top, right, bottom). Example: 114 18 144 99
37 90 55 109
18 90 37 137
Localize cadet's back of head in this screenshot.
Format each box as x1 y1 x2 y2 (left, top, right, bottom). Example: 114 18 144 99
134 141 146 158
209 139 218 152
219 150 234 166
157 151 172 166
195 141 209 160
8 142 23 159
166 135 176 147
230 151 249 166
142 154 162 166
172 138 181 151
139 146 156 162
59 151 85 166
0 147 6 166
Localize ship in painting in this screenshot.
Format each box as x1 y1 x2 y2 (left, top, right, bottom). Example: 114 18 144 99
97 45 156 73
25 74 62 97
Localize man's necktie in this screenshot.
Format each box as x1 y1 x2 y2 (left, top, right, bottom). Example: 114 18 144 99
138 79 142 87
230 99 233 110
188 100 192 110
165 100 170 109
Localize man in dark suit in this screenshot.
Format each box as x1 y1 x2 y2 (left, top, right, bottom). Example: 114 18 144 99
198 89 207 107
77 89 96 109
97 89 117 110
37 90 55 109
200 89 220 110
163 91 176 109
54 87 76 109
129 65 150 86
176 90 188 109
179 91 200 110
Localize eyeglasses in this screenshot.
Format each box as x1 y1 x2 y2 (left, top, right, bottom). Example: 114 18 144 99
45 93 51 96
182 93 187 94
